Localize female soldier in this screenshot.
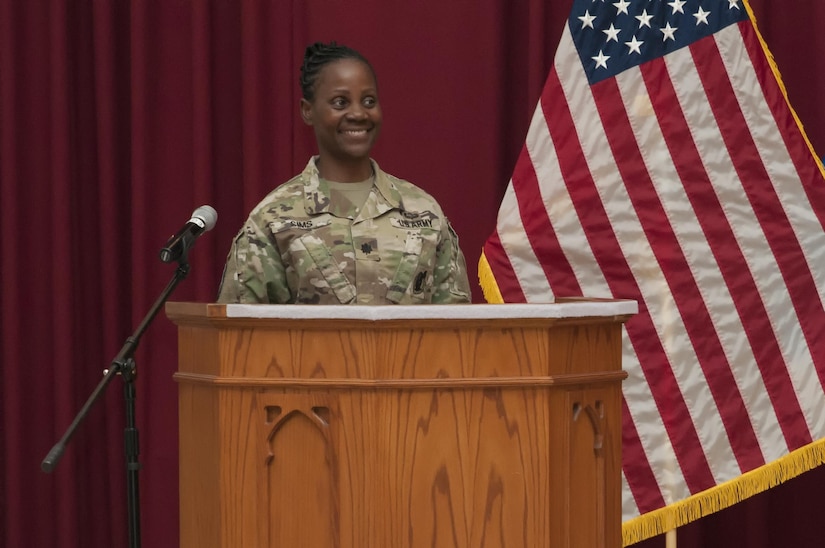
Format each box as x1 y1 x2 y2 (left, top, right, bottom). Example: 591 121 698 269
218 41 470 304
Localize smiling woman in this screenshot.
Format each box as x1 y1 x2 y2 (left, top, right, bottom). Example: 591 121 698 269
217 42 471 305
299 46 382 182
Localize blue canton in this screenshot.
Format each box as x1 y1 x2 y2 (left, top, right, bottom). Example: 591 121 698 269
570 0 750 84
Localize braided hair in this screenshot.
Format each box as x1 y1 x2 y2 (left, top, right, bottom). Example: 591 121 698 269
299 41 376 101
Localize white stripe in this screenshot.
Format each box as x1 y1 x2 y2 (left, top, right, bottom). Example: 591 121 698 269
716 25 825 444
621 473 641 523
664 30 793 460
553 27 703 506
717 27 825 303
494 162 555 301
671 27 819 456
643 41 788 468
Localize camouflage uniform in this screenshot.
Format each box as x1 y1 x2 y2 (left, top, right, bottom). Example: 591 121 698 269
218 157 471 304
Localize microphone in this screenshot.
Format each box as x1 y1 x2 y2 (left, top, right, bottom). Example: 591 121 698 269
159 205 218 263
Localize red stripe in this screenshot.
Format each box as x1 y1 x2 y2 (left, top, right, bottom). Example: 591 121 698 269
680 35 813 447
740 22 825 232
542 67 717 494
482 230 527 303
621 396 666 513
639 39 809 448
739 22 825 391
590 73 765 471
510 139 582 296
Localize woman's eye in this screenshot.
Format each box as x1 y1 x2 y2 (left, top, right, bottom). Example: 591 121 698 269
332 98 347 108
363 97 376 108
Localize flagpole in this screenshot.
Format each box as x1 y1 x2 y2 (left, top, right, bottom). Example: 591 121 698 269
666 529 677 548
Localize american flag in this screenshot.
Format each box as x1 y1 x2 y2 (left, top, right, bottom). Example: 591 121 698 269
480 0 825 542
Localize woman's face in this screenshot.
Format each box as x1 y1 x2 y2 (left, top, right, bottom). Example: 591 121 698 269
301 58 382 169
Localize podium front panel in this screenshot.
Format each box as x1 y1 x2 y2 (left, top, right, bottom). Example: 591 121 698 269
168 301 635 548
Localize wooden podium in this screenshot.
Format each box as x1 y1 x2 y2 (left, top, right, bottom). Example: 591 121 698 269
166 300 636 548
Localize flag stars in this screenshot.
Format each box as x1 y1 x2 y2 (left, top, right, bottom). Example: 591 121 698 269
603 23 621 42
661 22 677 41
592 50 610 69
636 9 653 28
625 35 643 54
576 0 749 82
613 0 631 15
579 10 597 29
694 7 710 25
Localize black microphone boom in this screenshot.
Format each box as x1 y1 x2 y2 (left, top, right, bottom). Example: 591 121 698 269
159 205 218 263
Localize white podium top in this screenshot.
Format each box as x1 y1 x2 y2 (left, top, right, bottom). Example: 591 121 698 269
224 300 637 321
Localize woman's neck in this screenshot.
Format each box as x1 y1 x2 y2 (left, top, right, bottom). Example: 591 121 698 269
315 157 373 183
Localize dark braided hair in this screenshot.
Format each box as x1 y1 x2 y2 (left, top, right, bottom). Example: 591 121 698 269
300 41 377 101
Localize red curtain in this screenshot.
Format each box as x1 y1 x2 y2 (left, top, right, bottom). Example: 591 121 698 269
1 1 823 546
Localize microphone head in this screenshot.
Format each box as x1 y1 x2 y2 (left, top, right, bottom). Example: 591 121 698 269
191 205 218 231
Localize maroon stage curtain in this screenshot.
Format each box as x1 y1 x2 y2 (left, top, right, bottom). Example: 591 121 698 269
1 1 823 547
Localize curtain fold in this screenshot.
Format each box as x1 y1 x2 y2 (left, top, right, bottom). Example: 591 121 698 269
2 1 823 546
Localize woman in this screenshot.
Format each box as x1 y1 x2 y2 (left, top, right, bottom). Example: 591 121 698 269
218 41 471 304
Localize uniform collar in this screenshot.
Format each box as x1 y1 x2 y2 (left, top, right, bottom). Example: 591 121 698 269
301 156 403 216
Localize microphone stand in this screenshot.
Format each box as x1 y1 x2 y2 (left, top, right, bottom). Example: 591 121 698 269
42 258 192 548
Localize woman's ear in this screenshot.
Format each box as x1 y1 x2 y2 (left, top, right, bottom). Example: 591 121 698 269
300 98 313 126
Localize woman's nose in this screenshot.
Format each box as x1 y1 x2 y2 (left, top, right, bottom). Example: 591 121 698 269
347 104 368 120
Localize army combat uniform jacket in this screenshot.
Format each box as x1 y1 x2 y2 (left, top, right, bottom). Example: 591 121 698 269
218 157 471 304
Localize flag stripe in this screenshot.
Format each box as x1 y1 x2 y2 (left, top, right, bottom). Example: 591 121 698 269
653 27 798 462
739 24 825 235
641 43 801 464
534 46 680 506
701 29 825 385
731 24 825 443
559 28 738 495
590 63 764 471
621 396 667 512
482 229 527 303
543 64 717 493
686 32 814 446
511 145 582 296
736 23 825 394
558 27 716 499
639 39 811 449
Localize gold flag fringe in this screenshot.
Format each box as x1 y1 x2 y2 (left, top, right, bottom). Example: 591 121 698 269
477 251 504 304
622 438 825 545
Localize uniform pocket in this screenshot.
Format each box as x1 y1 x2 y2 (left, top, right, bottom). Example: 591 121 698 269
386 228 439 303
272 218 356 304
292 234 356 304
